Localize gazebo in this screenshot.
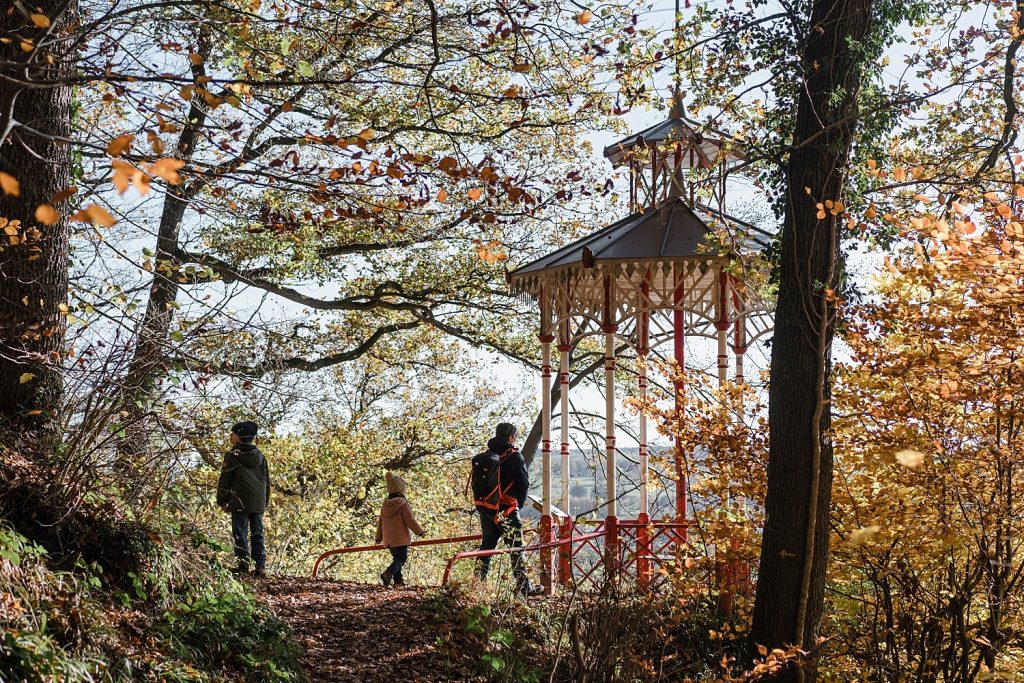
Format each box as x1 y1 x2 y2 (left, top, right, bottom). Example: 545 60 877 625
508 102 774 593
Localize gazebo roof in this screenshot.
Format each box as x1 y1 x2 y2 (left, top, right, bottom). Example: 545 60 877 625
603 114 745 169
509 198 772 281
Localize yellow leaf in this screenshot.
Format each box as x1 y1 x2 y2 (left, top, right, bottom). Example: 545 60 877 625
30 13 51 28
34 204 59 225
150 158 185 184
577 9 593 24
106 134 134 157
356 128 376 140
19 373 35 384
0 172 20 196
20 40 33 52
895 449 925 468
849 525 880 545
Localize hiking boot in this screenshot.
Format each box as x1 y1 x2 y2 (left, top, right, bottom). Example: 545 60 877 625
230 562 250 576
393 575 405 587
380 569 394 587
252 568 267 579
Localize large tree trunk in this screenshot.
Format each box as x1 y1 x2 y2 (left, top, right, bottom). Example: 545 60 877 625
750 0 873 677
0 3 73 433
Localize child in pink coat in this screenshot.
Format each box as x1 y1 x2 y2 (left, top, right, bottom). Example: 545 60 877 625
375 472 425 586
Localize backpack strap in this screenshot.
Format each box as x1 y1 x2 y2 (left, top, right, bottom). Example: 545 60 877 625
497 448 519 517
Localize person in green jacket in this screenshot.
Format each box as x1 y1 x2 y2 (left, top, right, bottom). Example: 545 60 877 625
217 421 271 577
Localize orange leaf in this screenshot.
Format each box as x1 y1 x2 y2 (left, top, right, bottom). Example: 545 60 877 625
106 134 134 157
467 188 482 200
30 13 51 28
0 172 20 196
436 189 447 202
577 9 593 24
150 158 185 184
71 204 116 227
34 204 59 225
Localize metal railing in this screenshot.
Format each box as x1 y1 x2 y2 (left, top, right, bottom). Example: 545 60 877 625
440 530 607 586
311 534 483 578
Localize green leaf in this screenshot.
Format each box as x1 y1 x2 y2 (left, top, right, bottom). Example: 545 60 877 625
297 60 314 78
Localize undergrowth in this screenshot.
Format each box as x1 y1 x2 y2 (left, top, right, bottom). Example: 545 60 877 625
431 579 751 683
0 520 304 683
0 447 304 683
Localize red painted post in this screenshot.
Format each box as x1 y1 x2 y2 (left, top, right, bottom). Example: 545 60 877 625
540 513 553 592
558 517 573 584
605 515 619 579
636 512 651 589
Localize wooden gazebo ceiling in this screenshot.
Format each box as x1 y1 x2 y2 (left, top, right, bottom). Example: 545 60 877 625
508 198 771 286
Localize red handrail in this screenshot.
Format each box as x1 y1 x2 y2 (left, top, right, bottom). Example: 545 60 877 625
441 530 606 585
311 534 483 578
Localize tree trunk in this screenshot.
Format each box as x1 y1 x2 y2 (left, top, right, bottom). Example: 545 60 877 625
119 35 209 458
750 0 873 678
0 3 73 433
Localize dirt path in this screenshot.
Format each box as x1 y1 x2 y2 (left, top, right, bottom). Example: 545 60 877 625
260 576 480 683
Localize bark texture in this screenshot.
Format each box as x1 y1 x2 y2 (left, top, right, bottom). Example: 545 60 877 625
0 3 74 431
750 0 874 677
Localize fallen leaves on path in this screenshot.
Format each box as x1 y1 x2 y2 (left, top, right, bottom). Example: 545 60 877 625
260 576 484 682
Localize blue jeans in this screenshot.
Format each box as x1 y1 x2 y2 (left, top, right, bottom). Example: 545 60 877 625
231 511 266 569
386 545 408 583
476 507 525 584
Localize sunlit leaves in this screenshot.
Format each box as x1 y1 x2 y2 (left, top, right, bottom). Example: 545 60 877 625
70 204 116 227
0 172 20 196
894 449 924 468
106 134 134 157
34 204 59 226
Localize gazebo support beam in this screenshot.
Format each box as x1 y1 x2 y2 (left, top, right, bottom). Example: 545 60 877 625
673 264 688 544
539 332 554 595
602 276 618 577
637 271 651 589
558 320 572 586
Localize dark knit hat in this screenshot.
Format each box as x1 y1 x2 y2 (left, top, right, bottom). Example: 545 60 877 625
495 422 517 441
231 421 259 441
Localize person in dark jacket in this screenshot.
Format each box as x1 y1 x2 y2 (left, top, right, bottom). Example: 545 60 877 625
217 421 271 577
475 422 541 596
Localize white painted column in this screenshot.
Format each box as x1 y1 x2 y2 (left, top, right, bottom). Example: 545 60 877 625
540 335 553 517
604 328 616 519
716 268 730 387
638 359 649 517
558 342 571 514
